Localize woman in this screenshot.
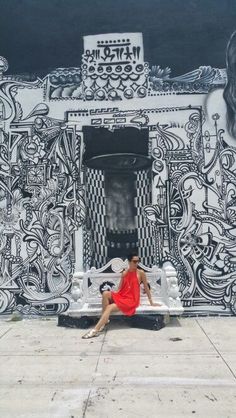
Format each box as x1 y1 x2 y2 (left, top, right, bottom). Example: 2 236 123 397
82 252 161 339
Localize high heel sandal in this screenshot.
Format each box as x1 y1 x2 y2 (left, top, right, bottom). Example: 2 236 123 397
82 328 99 339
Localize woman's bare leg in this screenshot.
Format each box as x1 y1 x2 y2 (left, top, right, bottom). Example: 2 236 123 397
102 291 112 313
82 303 120 339
94 303 119 332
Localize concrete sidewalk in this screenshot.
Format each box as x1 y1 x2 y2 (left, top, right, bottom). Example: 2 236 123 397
0 316 235 418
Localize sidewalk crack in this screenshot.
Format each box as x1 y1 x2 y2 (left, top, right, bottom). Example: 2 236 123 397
0 327 12 340
196 319 236 381
82 329 107 417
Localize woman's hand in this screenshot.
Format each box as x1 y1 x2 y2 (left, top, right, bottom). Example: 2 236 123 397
150 301 162 307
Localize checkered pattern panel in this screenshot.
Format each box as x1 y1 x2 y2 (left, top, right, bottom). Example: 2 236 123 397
82 226 92 270
135 170 154 266
86 168 107 268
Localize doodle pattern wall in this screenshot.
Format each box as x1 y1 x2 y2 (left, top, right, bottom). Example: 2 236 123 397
0 31 236 316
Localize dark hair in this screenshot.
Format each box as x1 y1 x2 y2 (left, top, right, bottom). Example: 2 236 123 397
127 251 139 261
223 31 236 138
99 281 115 294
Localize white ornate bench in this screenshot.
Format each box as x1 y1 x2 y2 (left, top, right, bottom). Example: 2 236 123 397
67 258 184 319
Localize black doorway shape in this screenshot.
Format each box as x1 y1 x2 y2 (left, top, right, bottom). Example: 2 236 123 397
105 172 138 259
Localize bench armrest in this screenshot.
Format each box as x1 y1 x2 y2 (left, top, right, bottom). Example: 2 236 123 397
162 264 183 313
70 271 86 310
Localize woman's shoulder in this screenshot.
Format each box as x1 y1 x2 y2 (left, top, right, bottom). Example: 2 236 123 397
137 268 145 278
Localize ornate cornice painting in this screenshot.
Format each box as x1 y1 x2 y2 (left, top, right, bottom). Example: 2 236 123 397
1 0 236 316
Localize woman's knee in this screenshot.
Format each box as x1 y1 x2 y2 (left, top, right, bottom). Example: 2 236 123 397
105 303 117 314
102 291 111 300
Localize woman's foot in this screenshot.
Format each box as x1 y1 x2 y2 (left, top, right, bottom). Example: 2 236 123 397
82 328 100 339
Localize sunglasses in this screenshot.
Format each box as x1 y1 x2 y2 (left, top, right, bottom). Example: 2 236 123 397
132 259 140 263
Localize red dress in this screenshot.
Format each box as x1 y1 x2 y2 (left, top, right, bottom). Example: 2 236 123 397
111 270 140 316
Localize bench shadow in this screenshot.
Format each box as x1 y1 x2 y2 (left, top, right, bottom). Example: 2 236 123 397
59 315 183 331
103 316 183 331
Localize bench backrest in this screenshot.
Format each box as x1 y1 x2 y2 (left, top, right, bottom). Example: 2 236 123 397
72 259 183 314
83 264 164 305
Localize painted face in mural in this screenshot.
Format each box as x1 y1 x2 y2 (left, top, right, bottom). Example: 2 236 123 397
224 30 236 139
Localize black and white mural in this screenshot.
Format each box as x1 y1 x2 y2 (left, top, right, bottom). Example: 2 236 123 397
1 0 236 315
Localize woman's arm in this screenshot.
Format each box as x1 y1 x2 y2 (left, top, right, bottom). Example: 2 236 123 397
140 270 155 306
